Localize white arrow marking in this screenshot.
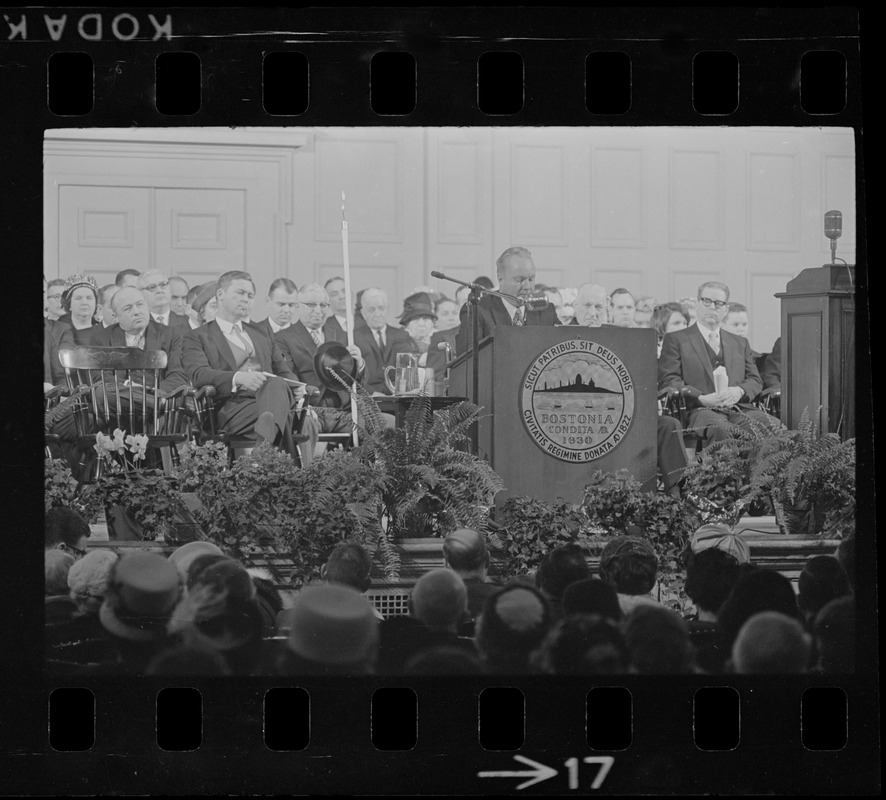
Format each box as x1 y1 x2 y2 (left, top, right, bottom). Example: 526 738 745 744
478 754 559 790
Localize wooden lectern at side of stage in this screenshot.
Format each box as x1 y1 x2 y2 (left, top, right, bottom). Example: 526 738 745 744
776 263 856 439
449 325 658 506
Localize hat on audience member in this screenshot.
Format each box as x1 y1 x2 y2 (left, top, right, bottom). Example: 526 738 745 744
188 558 256 603
287 584 378 665
191 281 218 314
68 549 119 614
62 271 99 306
99 552 182 642
690 523 750 564
168 540 225 579
314 341 359 391
398 292 437 326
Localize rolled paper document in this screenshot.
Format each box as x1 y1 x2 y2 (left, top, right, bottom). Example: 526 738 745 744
713 365 729 396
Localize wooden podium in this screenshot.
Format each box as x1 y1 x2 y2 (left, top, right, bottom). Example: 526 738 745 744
449 325 658 505
776 264 855 438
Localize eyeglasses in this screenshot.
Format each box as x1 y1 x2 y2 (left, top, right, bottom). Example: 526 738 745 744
302 302 330 311
697 297 728 309
66 544 87 558
143 281 170 293
47 293 63 300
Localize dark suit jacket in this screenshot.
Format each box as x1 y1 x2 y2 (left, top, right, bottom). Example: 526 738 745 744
324 314 367 339
455 294 558 353
182 320 298 399
353 325 419 395
658 323 762 408
760 336 782 391
275 321 362 407
151 311 190 332
425 326 459 377
44 318 76 386
56 314 100 346
91 319 188 393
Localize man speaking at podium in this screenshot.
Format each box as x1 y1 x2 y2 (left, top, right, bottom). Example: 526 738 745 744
455 246 558 354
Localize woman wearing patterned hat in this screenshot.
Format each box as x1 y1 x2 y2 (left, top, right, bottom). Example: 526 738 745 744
57 272 100 345
398 291 438 356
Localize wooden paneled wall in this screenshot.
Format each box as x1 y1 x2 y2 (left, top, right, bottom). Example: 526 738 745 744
45 126 855 352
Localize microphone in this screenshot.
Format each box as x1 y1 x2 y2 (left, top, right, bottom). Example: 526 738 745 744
430 270 446 280
824 210 842 240
520 295 549 311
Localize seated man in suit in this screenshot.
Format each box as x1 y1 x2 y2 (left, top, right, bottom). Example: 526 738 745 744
257 277 299 339
323 276 367 336
353 287 419 395
455 246 558 353
659 280 770 445
760 336 782 392
575 282 688 497
183 271 317 466
137 270 190 331
91 286 189 400
275 282 366 435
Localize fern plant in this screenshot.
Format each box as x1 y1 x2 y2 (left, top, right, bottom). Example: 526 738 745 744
353 389 505 541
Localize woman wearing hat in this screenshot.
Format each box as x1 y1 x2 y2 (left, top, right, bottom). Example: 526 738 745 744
185 281 219 329
399 291 437 356
57 272 100 345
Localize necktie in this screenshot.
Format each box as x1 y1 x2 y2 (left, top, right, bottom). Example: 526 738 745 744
708 331 719 353
513 308 524 326
153 313 167 326
232 324 255 357
310 328 323 347
126 333 145 349
375 329 386 350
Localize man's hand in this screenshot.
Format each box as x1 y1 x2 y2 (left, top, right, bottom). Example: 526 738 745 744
346 344 365 372
717 386 744 407
234 370 267 392
698 392 722 408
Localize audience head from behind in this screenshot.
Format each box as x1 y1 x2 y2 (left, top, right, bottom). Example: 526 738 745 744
475 584 552 674
716 568 801 656
99 551 183 672
360 287 389 332
168 540 226 582
409 569 467 633
443 528 489 580
496 246 536 302
115 268 141 288
623 604 696 674
731 612 811 674
721 302 749 339
687 523 751 568
67 549 119 615
534 613 628 675
598 536 659 615
45 507 91 561
561 578 623 623
281 584 379 676
266 277 299 330
45 550 76 597
574 283 609 327
321 542 374 594
609 288 637 328
684 548 741 622
813 595 855 673
403 645 486 676
535 543 590 613
797 555 852 629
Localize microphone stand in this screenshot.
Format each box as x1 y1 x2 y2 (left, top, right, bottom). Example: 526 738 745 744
431 271 524 455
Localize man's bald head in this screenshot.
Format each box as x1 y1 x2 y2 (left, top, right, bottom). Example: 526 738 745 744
410 569 468 632
574 283 609 327
732 612 811 674
443 528 489 576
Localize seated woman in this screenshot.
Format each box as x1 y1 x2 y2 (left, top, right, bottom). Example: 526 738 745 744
57 272 101 345
652 302 690 358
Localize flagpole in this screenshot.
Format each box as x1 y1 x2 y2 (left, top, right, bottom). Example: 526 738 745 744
341 191 359 447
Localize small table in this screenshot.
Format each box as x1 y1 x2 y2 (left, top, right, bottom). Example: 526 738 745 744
375 395 467 428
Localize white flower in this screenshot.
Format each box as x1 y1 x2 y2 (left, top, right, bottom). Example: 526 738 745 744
125 433 149 461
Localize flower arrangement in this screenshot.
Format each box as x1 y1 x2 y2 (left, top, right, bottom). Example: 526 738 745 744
89 428 185 540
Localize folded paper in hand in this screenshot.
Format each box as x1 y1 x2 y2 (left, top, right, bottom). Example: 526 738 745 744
713 365 729 396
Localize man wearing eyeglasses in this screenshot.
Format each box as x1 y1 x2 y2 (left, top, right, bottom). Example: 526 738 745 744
659 281 768 444
276 283 366 422
136 270 190 331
